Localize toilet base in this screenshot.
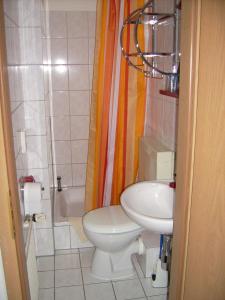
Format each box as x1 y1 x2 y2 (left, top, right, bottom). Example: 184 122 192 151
91 238 142 280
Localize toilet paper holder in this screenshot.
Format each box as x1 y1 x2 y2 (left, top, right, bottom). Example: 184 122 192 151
19 176 45 192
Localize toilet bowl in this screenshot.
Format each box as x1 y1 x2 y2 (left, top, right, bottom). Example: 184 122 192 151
83 205 144 280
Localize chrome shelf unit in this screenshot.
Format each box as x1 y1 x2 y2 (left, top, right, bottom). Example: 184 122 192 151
120 0 180 78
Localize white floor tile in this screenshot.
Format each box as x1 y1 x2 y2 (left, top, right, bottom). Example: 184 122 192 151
55 253 80 269
37 256 54 271
38 271 54 288
55 285 85 300
132 254 145 278
39 288 54 300
140 278 167 297
80 247 95 268
55 268 82 287
82 267 109 284
113 279 145 300
55 248 79 255
147 295 167 300
84 282 116 300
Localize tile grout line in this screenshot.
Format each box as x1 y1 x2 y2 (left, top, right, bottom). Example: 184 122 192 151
111 280 117 300
78 248 87 300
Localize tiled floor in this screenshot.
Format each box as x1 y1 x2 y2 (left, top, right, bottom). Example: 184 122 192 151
38 247 168 300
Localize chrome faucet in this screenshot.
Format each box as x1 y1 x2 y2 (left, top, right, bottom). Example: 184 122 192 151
57 176 62 192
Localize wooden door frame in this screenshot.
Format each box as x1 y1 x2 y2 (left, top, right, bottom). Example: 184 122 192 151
169 0 201 298
0 1 30 299
170 0 225 299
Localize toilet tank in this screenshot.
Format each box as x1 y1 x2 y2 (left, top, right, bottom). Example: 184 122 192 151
138 136 175 181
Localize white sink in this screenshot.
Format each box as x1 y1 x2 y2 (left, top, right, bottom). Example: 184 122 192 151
120 181 174 234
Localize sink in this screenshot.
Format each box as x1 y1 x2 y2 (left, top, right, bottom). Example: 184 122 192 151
120 181 174 234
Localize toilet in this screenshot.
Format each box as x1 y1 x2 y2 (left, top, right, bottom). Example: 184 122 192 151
83 136 175 280
83 205 144 280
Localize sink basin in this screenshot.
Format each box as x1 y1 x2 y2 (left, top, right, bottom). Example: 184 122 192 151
120 181 174 234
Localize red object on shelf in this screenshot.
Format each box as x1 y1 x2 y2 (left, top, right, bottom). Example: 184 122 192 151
19 176 35 183
169 182 176 189
159 89 179 98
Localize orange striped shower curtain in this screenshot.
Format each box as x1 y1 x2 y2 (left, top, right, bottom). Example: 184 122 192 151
85 0 146 211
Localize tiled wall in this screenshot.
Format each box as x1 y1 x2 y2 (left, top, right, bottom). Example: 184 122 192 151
145 0 178 151
4 0 96 254
45 11 96 189
4 0 54 256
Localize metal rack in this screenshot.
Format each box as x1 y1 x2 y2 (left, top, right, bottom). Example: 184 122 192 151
120 0 180 78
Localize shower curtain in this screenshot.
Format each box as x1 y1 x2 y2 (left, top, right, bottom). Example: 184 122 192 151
85 0 146 211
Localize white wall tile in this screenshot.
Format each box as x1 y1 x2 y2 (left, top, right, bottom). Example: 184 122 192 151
68 38 88 64
71 140 88 163
54 226 70 249
52 91 69 116
69 91 90 116
72 164 87 187
17 0 41 27
69 65 89 90
52 65 69 91
88 12 96 38
70 116 89 140
88 64 93 90
24 101 46 135
3 0 19 26
50 38 67 65
5 27 20 64
67 12 88 38
88 38 95 64
26 135 48 168
54 141 72 164
48 11 67 38
11 102 25 136
8 66 45 101
52 116 70 140
18 28 42 64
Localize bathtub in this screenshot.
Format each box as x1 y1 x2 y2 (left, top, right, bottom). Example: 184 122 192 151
53 187 92 249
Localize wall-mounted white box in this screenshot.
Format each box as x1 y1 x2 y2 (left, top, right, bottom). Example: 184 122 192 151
139 136 175 181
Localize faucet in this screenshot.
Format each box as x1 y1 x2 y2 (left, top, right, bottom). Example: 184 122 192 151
57 176 62 192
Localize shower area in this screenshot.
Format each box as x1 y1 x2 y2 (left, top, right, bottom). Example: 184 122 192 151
45 4 96 249
4 0 97 255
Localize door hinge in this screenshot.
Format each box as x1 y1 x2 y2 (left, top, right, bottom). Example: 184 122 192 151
9 190 16 239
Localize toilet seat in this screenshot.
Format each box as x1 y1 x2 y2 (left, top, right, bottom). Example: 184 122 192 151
83 205 140 234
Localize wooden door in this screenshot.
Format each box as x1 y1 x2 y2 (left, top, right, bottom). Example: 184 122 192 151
170 0 225 299
0 0 30 299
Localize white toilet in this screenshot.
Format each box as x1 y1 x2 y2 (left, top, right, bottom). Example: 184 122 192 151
83 136 174 280
83 205 144 280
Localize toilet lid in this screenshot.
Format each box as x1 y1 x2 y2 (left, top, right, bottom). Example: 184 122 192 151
83 205 141 234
